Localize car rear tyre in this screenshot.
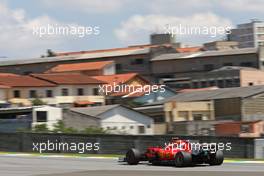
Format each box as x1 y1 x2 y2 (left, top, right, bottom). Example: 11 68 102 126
175 151 192 167
208 150 224 166
151 153 161 165
126 148 141 165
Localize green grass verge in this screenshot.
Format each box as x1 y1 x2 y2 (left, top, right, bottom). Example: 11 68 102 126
0 151 123 158
225 157 264 161
0 152 263 161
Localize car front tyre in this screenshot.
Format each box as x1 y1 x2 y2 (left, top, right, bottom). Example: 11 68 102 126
175 151 192 167
208 150 224 166
126 148 141 165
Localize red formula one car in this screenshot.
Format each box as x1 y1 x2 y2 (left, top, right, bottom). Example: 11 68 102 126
121 138 224 167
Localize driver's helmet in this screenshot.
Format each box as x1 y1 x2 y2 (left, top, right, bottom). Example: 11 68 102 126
170 137 180 144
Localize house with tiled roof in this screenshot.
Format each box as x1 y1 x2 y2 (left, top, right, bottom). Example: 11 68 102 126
30 73 106 107
45 61 115 76
0 73 56 106
0 73 106 107
92 73 150 103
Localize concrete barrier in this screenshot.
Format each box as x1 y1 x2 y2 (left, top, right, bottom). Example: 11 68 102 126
0 133 259 158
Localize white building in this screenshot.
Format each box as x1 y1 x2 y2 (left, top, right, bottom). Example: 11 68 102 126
229 20 264 48
32 105 62 130
69 104 154 135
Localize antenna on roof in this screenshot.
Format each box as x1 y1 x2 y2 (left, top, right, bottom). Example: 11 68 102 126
251 18 262 23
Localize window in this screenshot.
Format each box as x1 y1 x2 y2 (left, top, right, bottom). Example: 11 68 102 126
77 88 84 96
204 64 214 71
223 63 233 66
174 83 190 89
209 80 216 87
122 126 126 129
193 114 203 121
131 58 144 65
13 90 20 98
135 58 144 64
217 80 224 88
241 124 250 133
138 125 145 134
178 111 188 120
147 125 151 128
201 81 207 88
130 126 134 129
192 82 199 88
234 79 240 87
240 62 253 67
61 88 69 96
29 90 37 98
225 79 233 87
248 82 254 86
46 90 53 97
36 111 47 122
93 88 99 95
23 71 32 75
116 64 122 70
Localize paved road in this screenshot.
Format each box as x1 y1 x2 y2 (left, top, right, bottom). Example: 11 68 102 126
0 155 264 176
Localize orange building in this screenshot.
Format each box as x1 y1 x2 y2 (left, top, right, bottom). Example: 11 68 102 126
45 61 115 76
215 120 264 137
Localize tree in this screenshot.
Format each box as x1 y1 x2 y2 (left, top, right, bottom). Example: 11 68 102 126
33 124 49 133
47 49 56 57
52 120 78 134
31 98 46 106
52 120 65 133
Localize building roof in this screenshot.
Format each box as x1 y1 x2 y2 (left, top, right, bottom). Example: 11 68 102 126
70 104 120 117
175 47 202 53
92 73 140 84
151 48 257 61
0 73 56 87
31 73 106 85
0 45 153 67
55 44 158 56
170 85 264 102
46 61 114 73
210 66 259 72
177 87 219 93
150 85 264 105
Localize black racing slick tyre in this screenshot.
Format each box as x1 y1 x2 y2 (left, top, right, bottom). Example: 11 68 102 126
208 150 224 166
151 153 161 166
126 148 141 165
175 151 192 167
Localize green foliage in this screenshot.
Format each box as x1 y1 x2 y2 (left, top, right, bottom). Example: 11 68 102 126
30 121 108 134
33 124 50 133
31 98 46 106
52 120 78 134
47 49 56 57
16 128 31 133
63 127 78 134
52 120 65 133
81 127 107 134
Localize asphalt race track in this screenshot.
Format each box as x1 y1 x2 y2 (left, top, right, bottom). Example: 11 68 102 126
0 155 264 176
